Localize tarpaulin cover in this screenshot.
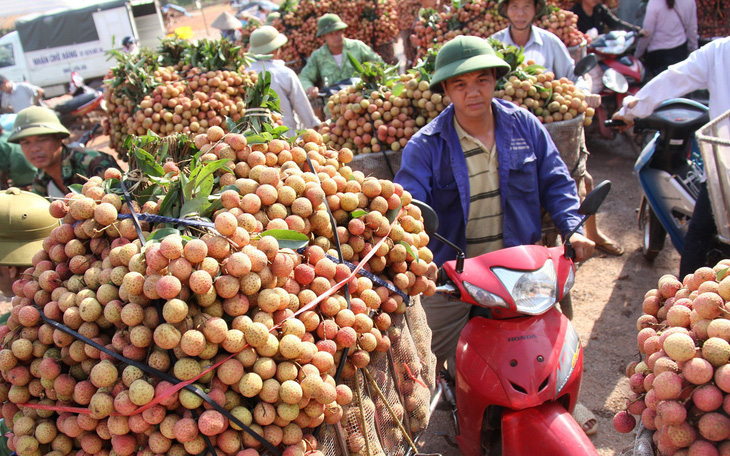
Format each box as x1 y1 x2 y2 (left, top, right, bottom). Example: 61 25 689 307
15 0 125 51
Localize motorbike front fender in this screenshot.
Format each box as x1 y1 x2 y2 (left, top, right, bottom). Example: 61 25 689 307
502 401 599 456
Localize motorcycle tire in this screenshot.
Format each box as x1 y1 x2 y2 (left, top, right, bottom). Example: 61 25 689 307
641 203 666 261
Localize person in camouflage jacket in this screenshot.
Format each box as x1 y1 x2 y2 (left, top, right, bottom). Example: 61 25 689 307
7 107 120 197
299 14 383 99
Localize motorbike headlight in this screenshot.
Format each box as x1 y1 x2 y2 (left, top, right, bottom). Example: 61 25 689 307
562 267 575 299
463 281 509 309
492 260 558 315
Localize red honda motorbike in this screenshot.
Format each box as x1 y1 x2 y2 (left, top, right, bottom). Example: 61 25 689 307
588 31 647 139
412 181 611 456
53 72 105 125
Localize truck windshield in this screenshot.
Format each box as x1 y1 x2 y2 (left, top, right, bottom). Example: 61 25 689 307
0 44 15 68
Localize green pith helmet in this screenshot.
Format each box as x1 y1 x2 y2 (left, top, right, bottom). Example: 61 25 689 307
249 25 288 55
316 13 348 37
265 12 280 25
0 188 59 267
7 106 70 144
497 0 548 19
429 36 511 93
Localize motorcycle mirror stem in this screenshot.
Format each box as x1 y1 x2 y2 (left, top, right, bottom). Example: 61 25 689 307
563 180 612 259
411 199 466 273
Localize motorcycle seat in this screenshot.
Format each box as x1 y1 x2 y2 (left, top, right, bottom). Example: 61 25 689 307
55 92 99 115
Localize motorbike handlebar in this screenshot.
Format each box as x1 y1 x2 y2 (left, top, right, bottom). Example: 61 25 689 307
604 119 626 129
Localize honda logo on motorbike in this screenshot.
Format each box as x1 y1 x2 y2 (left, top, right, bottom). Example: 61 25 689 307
507 335 537 342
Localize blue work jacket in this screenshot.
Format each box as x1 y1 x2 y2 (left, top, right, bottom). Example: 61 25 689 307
395 99 582 267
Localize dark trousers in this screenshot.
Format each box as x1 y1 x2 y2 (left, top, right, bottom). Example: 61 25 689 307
679 182 716 278
645 41 689 78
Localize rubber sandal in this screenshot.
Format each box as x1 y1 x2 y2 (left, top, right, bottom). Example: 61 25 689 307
595 241 624 256
573 403 598 436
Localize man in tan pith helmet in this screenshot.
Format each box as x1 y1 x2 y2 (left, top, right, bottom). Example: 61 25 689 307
0 188 59 297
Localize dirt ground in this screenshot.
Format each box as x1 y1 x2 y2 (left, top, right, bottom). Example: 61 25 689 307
415 132 681 456
31 4 686 455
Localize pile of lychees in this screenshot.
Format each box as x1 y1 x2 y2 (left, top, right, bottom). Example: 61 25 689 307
615 261 730 455
0 126 437 456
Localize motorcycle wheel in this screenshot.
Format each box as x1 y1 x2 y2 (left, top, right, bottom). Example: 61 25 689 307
641 203 666 261
480 429 501 456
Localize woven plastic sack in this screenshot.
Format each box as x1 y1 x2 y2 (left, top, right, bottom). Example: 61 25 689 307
326 296 436 456
541 114 588 245
543 113 585 177
349 149 402 180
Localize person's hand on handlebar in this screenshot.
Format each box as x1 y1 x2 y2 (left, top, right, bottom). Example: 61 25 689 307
569 233 595 262
306 87 320 99
611 99 639 131
638 29 650 38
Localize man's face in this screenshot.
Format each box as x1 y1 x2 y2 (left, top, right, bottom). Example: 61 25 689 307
19 134 64 170
0 80 11 93
443 69 497 121
506 0 537 30
323 29 344 50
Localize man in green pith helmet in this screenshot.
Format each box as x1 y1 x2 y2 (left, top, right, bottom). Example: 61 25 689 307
394 35 594 374
298 13 383 101
0 188 59 297
248 26 321 133
7 106 120 198
264 11 280 26
0 118 36 190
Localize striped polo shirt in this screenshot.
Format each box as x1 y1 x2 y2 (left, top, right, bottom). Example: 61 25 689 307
454 119 504 258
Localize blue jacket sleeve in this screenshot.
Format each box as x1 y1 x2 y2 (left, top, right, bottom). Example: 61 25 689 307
394 135 433 206
530 117 583 236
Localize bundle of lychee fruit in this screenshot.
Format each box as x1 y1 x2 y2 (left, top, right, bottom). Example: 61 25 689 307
0 124 438 456
320 50 594 157
320 71 450 156
105 65 260 154
614 262 730 455
267 0 400 71
410 0 588 63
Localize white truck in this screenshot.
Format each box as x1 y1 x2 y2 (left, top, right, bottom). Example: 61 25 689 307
0 0 166 97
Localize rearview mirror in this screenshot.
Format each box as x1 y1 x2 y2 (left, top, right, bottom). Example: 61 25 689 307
602 69 628 94
579 180 611 216
411 199 439 234
574 54 597 77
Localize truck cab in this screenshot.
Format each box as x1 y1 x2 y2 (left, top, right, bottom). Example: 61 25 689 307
0 0 164 98
0 32 30 87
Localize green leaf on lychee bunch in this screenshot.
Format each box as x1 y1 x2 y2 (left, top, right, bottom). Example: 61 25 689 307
146 228 181 243
258 229 310 250
351 210 368 218
69 184 83 194
386 202 402 224
391 83 405 97
180 196 211 218
399 241 419 263
718 267 729 281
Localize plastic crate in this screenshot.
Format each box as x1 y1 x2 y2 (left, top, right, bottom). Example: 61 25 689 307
696 109 730 244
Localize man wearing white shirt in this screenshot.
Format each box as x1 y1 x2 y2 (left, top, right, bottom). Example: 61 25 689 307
0 76 43 114
247 26 321 134
614 37 730 277
492 0 624 257
491 0 592 92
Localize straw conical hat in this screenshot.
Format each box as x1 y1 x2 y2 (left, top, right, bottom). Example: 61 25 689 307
212 11 241 30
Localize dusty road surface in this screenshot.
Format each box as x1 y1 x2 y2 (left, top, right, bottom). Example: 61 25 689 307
415 133 681 456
